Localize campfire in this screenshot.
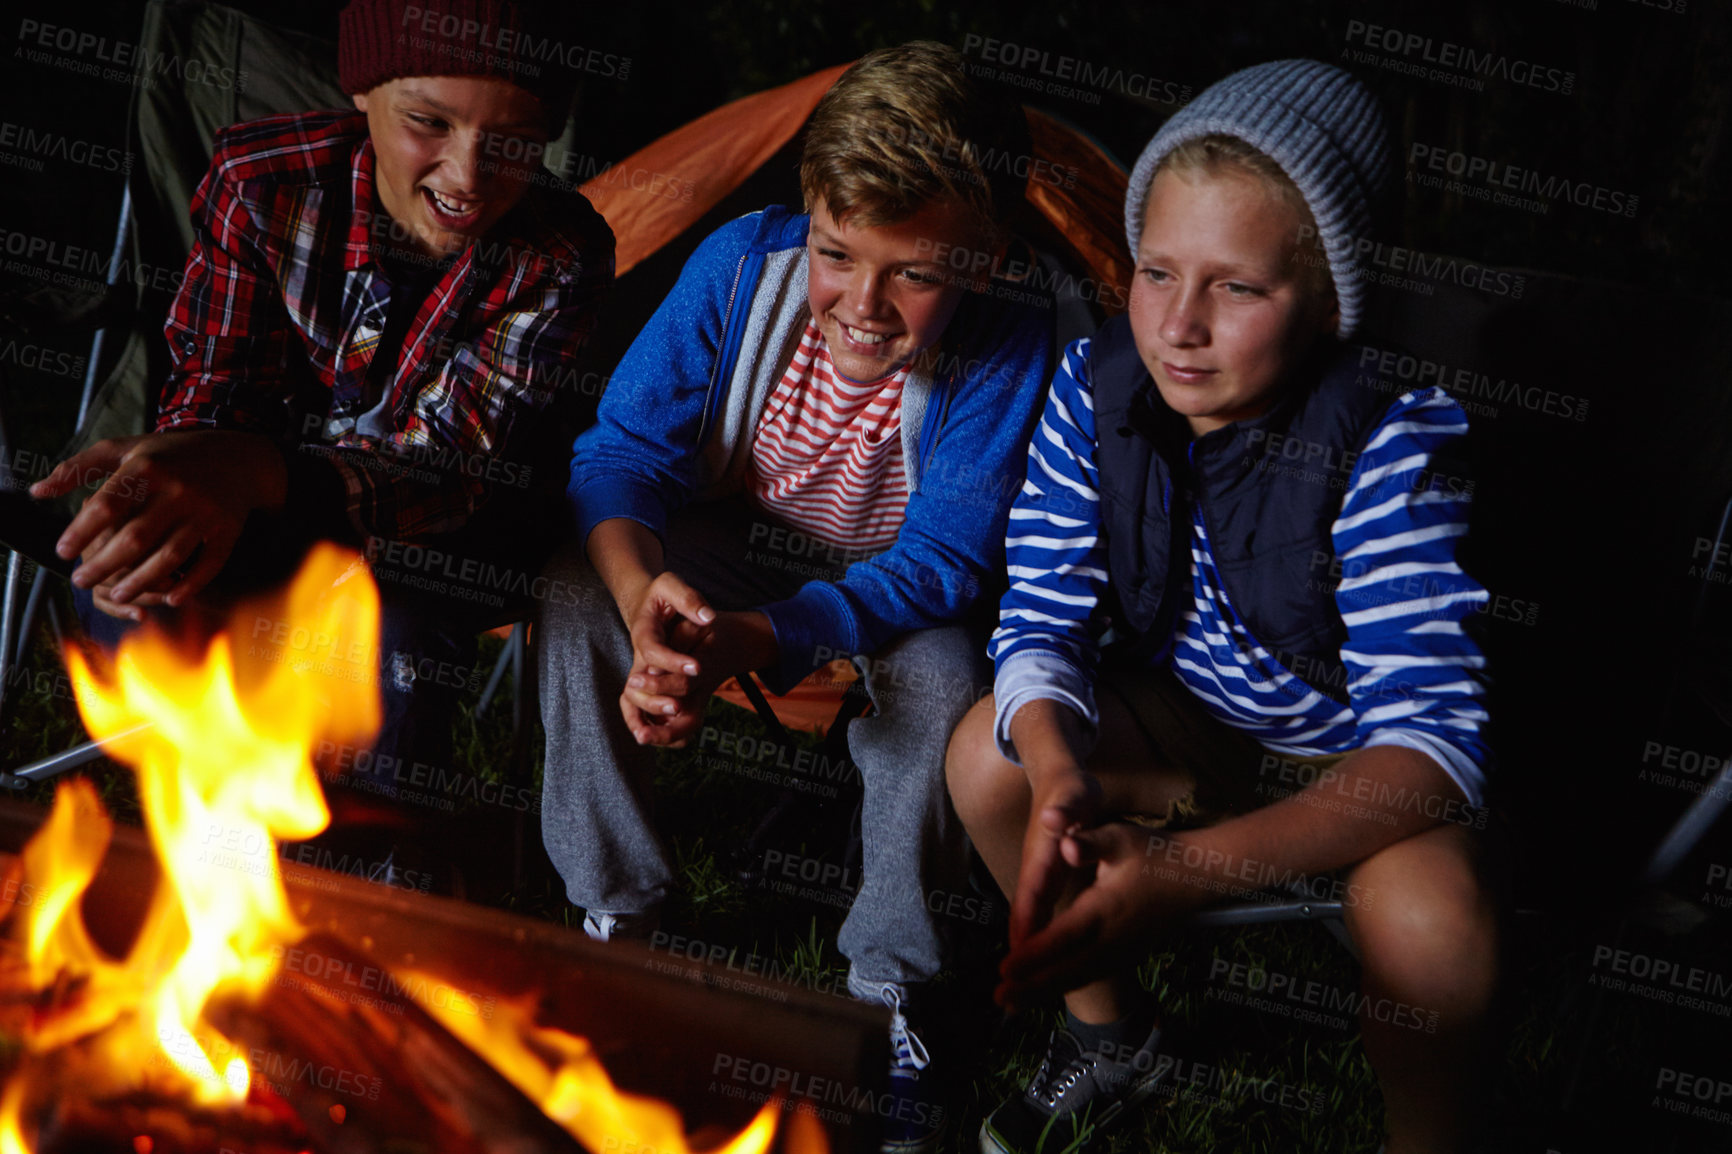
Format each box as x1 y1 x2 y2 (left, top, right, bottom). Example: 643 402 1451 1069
0 546 852 1154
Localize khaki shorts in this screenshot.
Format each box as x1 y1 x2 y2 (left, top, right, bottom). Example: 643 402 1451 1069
1097 664 1349 831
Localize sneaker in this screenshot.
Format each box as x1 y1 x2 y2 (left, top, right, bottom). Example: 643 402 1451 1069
581 908 659 943
979 1023 1167 1154
870 982 945 1154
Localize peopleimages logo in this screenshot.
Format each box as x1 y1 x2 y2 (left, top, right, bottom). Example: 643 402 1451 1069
0 121 131 174
1408 143 1639 218
0 227 186 294
1341 20 1576 95
711 1052 944 1129
961 34 1192 107
0 341 86 381
398 6 629 80
16 18 248 92
1589 945 1732 1018
1354 345 1590 425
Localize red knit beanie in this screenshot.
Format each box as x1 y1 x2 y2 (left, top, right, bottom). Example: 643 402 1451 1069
338 0 582 117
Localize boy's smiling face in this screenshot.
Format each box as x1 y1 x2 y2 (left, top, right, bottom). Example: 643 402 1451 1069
806 196 982 383
354 76 551 260
1128 166 1339 437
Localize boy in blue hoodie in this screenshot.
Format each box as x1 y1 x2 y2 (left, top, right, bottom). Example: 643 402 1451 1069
535 41 1054 1152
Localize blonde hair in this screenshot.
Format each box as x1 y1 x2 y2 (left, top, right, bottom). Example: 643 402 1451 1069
1156 134 1334 301
799 41 1030 245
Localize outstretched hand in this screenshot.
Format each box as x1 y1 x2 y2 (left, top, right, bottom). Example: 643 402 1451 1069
31 430 286 608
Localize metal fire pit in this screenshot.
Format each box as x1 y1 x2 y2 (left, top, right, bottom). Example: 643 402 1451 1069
0 799 890 1153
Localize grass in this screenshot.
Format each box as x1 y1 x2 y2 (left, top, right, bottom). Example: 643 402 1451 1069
4 583 1730 1152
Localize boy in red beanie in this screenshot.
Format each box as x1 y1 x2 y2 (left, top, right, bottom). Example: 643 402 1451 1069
32 0 613 780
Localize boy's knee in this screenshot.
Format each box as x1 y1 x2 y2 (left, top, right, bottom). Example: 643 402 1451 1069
866 627 985 724
1351 852 1496 1008
944 699 994 773
945 702 1023 823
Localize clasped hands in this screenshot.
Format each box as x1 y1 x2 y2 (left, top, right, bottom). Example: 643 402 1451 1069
616 570 775 747
998 762 1209 1012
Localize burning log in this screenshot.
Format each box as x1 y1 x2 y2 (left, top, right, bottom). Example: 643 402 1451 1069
0 807 885 1153
0 547 881 1152
202 932 587 1154
0 1013 309 1154
33 1091 307 1154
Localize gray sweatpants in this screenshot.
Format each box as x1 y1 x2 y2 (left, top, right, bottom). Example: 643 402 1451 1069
536 498 987 989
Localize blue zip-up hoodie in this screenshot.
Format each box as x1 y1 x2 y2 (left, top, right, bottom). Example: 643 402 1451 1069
567 206 1055 691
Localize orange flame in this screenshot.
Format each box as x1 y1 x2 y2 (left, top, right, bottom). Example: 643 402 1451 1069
0 545 813 1154
408 979 789 1154
1 544 379 1143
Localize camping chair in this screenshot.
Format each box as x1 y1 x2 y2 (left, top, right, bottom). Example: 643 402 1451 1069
1554 483 1732 1113
720 668 874 888
0 0 354 781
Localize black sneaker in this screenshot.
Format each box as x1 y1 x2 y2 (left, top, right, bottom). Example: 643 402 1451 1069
979 1023 1167 1154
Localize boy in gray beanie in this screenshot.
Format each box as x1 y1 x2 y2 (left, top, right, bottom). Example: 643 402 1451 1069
948 59 1497 1154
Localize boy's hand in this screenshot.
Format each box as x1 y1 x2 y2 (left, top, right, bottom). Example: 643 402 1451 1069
1009 766 1104 950
618 592 778 748
619 622 721 749
998 821 1183 1011
619 610 777 747
32 430 287 608
79 528 165 623
619 570 715 711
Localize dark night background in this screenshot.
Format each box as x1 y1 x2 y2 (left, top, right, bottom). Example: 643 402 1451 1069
2 1 1731 1151
6 1 1729 291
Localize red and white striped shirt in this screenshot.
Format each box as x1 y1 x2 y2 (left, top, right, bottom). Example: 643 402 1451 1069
750 321 910 551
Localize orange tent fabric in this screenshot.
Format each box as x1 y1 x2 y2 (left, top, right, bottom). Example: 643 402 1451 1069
1024 107 1132 315
713 662 860 734
578 64 849 275
577 64 1132 305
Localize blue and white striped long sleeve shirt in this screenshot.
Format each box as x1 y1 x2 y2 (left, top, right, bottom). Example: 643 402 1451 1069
990 338 1492 807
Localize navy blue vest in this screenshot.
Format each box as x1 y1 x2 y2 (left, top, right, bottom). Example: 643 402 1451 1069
1089 314 1394 703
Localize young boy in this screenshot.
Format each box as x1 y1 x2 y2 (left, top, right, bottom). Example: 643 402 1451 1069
30 0 612 772
946 60 1497 1154
535 41 1052 1153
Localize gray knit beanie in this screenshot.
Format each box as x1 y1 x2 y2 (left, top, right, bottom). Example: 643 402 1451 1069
1123 59 1391 338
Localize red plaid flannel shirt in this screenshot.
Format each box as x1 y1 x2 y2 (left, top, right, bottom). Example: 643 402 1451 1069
158 110 612 541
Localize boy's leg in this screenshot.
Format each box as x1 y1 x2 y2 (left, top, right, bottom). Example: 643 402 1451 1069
946 683 1206 1021
838 625 989 997
837 625 991 1153
948 688 1212 891
362 496 565 803
953 675 1500 1154
536 498 823 924
1341 820 1499 1154
950 680 1224 1153
369 596 481 785
536 537 675 920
